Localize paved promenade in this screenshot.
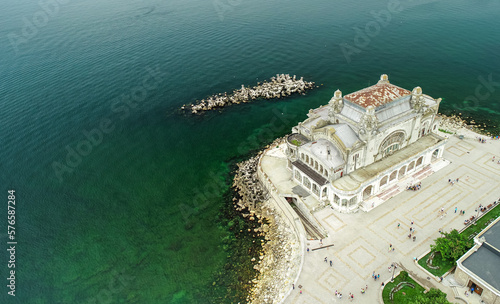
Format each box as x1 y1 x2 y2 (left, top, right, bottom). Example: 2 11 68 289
260 129 500 304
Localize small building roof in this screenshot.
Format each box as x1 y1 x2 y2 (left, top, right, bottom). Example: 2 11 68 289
344 83 411 108
460 218 500 294
482 216 500 250
301 138 345 169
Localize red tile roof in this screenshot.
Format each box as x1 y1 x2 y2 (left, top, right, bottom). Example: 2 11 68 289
344 83 410 108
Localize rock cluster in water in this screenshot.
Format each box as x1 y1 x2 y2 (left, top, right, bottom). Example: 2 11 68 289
233 138 301 304
182 74 315 114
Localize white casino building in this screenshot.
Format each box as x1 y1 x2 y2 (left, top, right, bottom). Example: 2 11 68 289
285 74 447 212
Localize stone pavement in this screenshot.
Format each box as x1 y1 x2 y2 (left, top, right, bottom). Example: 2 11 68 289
260 129 500 304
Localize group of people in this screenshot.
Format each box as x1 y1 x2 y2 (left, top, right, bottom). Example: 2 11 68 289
333 290 356 301
448 178 459 186
407 220 417 241
406 182 422 191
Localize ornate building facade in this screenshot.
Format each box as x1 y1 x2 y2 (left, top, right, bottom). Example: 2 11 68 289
285 74 447 212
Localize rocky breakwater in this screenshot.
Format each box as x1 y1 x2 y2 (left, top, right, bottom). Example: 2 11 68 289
439 114 498 136
182 74 315 114
233 141 302 304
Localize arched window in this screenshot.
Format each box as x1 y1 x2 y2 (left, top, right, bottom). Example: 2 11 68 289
398 166 406 180
303 177 311 189
379 131 405 158
416 156 423 167
380 176 388 187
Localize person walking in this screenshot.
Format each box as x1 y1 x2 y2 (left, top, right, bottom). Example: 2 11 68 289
455 207 457 213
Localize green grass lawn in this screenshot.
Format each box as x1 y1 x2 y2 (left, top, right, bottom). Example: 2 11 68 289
461 204 500 240
419 204 499 276
382 272 426 304
418 251 456 277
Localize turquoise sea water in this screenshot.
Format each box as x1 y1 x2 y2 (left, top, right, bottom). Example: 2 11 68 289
1 0 499 303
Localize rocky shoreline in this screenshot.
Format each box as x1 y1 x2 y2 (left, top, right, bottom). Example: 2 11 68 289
232 139 301 304
182 74 315 114
438 113 499 137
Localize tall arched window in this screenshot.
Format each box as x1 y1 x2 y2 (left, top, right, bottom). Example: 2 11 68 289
379 131 405 158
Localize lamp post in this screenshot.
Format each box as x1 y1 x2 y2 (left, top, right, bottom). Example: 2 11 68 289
391 263 397 282
474 204 481 224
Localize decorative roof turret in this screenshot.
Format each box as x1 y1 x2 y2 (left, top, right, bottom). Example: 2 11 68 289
329 89 343 113
378 74 390 84
410 86 424 112
359 105 379 137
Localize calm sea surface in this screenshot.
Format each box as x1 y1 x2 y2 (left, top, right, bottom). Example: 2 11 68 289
1 0 499 303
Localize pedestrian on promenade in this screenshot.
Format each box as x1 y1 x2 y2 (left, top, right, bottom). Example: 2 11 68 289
398 223 400 229
307 248 309 253
372 271 375 277
365 284 368 290
377 274 380 279
388 266 392 272
293 284 295 289
381 282 385 287
455 207 457 213
413 236 416 242
324 257 327 263
411 220 414 225
330 260 332 267
300 290 302 295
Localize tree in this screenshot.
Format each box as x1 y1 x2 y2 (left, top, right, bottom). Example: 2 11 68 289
430 229 473 263
409 288 451 304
